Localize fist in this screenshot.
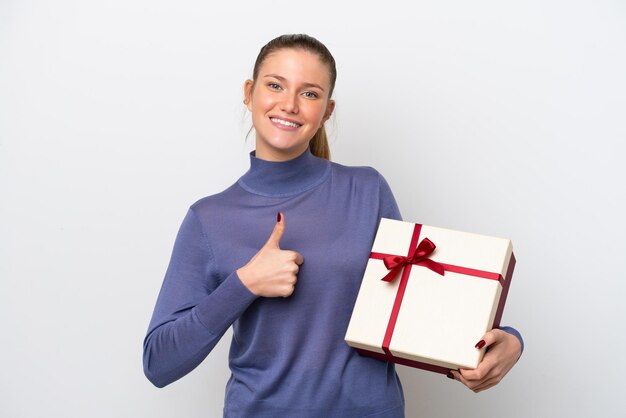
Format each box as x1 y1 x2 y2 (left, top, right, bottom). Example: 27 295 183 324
237 212 304 298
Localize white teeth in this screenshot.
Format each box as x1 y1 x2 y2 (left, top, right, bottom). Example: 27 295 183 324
271 118 300 128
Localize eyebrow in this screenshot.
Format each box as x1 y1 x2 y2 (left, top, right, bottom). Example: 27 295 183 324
263 74 325 92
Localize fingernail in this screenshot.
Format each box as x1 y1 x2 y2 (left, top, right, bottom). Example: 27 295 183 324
475 340 486 349
446 371 454 379
277 212 282 222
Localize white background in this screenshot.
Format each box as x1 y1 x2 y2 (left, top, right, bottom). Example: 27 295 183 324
1 1 624 417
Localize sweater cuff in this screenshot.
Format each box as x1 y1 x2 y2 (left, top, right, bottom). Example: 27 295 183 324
193 271 258 334
499 325 524 355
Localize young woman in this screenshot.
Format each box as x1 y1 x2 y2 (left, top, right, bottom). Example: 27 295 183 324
143 34 523 417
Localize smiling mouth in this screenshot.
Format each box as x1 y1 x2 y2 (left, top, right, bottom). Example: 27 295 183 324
270 117 302 128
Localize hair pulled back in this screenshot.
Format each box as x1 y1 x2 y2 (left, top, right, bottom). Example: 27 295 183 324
251 34 336 160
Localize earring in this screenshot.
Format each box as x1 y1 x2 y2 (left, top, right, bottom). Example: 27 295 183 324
243 98 249 105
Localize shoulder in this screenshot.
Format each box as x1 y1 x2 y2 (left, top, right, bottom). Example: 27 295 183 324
329 160 387 185
187 182 241 222
329 160 401 220
329 161 395 197
329 161 400 217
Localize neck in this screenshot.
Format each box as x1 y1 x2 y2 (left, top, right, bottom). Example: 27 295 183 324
254 143 311 162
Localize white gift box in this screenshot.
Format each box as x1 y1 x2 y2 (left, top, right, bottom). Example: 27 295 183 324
345 218 515 373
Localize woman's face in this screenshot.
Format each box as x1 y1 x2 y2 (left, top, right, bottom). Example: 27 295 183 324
244 48 335 161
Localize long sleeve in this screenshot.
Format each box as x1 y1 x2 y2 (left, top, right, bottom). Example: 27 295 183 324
143 208 258 388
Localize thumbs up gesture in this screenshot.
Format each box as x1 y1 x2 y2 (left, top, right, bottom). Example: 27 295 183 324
237 212 304 298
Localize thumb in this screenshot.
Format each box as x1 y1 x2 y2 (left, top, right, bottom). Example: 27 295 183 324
474 329 501 351
264 211 285 249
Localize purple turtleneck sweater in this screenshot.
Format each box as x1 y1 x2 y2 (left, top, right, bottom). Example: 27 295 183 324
143 149 523 418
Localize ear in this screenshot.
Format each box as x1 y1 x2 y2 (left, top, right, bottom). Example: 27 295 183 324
322 99 336 125
243 79 254 111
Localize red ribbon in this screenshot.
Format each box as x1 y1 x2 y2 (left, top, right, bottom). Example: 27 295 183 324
378 237 445 282
368 222 503 357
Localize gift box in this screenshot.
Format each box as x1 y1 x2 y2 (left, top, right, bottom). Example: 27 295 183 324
345 218 515 374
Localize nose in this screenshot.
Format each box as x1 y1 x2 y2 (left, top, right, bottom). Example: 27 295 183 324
280 92 298 114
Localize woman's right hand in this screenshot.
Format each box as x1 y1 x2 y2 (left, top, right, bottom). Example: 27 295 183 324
237 212 304 297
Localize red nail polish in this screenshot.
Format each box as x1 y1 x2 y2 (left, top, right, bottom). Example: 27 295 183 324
277 212 282 222
475 340 486 349
446 371 454 379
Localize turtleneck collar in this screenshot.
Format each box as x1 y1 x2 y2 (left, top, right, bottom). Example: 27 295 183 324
237 148 331 197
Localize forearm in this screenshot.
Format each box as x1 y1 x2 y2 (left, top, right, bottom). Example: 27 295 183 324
143 271 257 387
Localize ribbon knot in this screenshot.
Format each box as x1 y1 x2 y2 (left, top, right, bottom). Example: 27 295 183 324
381 237 445 282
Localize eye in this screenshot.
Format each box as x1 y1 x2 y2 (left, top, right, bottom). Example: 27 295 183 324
268 83 282 90
302 91 318 99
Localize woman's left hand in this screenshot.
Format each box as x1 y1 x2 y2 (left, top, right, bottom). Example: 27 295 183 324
448 328 522 393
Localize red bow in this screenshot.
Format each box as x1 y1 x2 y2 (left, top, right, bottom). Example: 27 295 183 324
381 238 446 282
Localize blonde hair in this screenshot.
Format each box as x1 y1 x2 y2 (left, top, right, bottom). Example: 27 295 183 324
250 34 336 160
309 127 331 160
